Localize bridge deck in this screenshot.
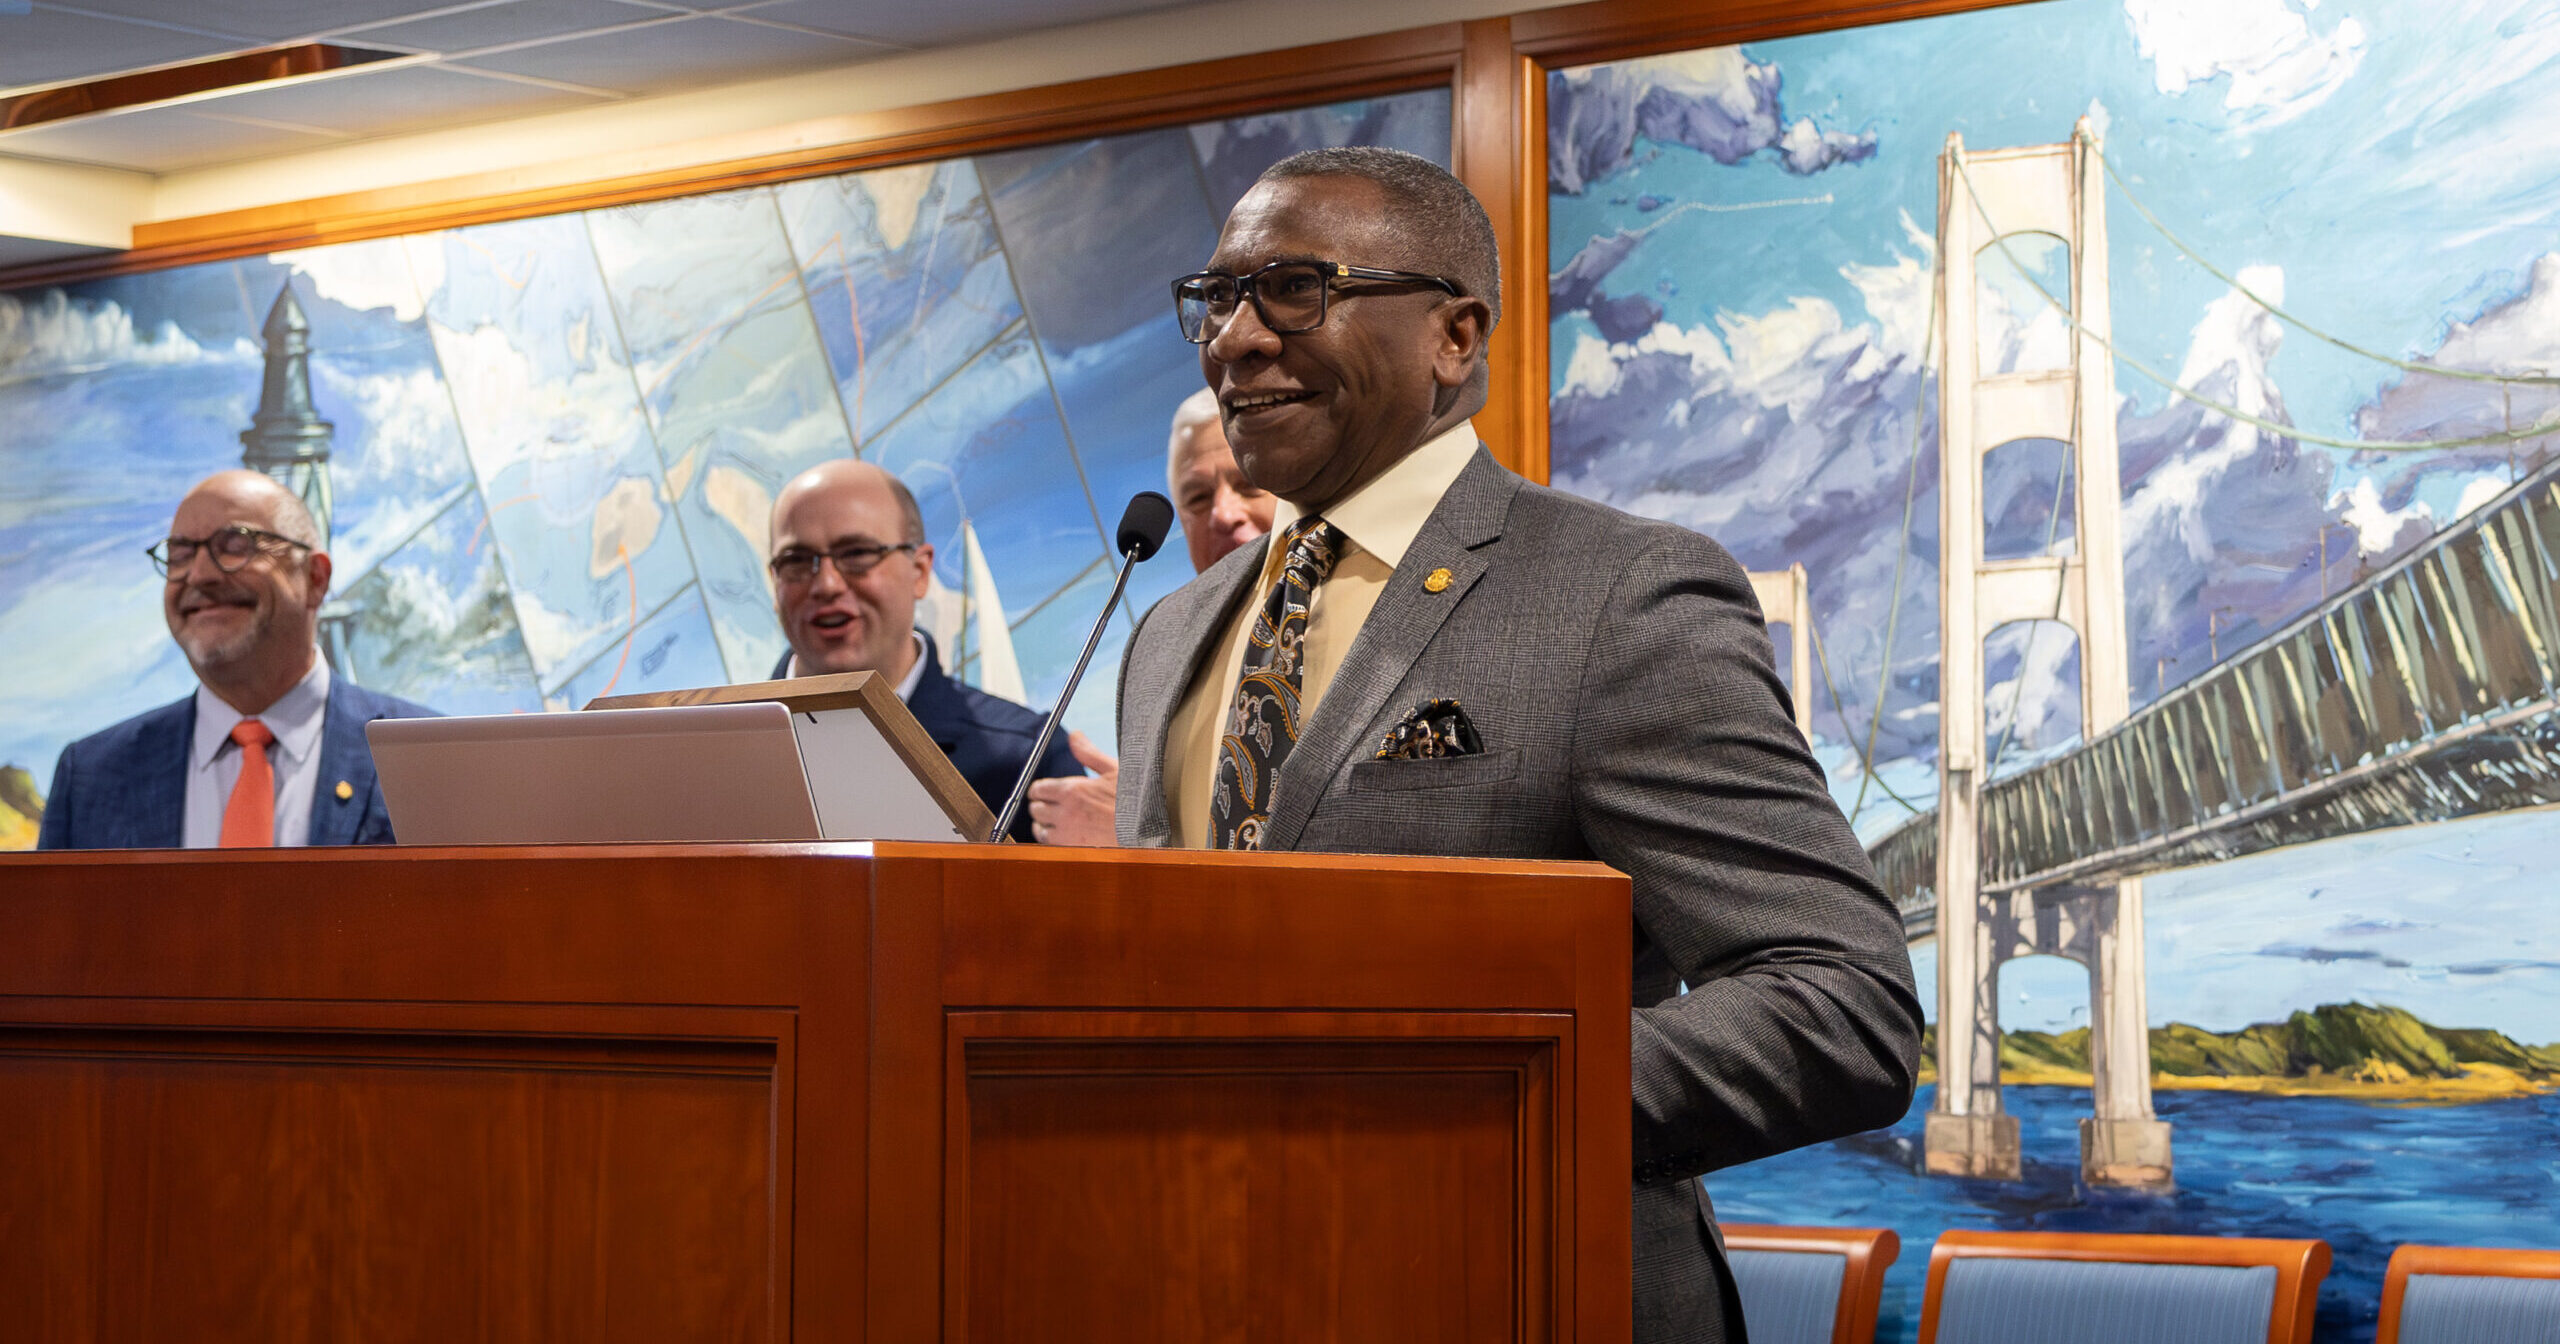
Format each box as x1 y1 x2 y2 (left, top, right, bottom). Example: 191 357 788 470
1876 460 2560 937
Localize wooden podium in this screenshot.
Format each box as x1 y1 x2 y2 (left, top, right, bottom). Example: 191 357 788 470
0 843 1632 1343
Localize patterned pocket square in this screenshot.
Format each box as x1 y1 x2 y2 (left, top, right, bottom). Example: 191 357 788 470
1373 697 1484 760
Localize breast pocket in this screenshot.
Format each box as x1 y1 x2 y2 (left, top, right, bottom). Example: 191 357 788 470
1346 749 1521 793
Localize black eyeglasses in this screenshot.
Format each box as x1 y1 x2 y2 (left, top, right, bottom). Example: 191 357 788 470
148 525 313 577
1172 259 1462 344
769 542 919 586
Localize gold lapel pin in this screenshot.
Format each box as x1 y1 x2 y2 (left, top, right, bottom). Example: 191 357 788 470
335 780 354 801
1424 567 1453 593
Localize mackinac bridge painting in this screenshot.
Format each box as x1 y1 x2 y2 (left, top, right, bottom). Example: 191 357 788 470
0 88 1453 846
1546 1 2560 1340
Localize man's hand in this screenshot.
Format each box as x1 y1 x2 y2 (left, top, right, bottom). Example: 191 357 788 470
1025 731 1119 845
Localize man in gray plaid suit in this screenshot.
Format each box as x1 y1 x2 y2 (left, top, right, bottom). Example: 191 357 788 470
1114 145 1922 1344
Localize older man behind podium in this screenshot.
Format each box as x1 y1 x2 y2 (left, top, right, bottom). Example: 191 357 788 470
765 458 1079 843
38 470 436 850
1112 147 1921 1343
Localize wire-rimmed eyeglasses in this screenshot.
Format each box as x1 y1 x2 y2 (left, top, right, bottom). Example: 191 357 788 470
1172 259 1462 344
768 542 919 586
147 525 312 577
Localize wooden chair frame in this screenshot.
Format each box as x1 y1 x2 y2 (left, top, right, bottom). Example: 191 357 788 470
2376 1244 2560 1344
1920 1230 2330 1344
1721 1223 1901 1344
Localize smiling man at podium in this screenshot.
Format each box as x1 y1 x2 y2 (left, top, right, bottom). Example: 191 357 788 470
765 458 1081 843
39 470 436 851
1115 148 1923 1344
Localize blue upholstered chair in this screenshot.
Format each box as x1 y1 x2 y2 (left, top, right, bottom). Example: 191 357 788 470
2378 1245 2560 1344
1920 1230 2329 1344
1720 1224 1899 1344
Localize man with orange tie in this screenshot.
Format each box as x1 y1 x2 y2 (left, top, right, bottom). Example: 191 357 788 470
36 470 435 850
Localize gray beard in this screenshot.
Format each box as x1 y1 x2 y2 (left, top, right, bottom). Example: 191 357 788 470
177 616 264 671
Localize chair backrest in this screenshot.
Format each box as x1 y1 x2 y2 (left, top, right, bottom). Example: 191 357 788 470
1920 1230 2330 1344
1720 1224 1899 1344
2377 1245 2560 1344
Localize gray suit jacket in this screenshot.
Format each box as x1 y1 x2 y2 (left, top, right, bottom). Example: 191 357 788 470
1115 446 1922 1344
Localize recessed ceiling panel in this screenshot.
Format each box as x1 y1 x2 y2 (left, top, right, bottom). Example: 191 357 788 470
203 65 615 140
335 0 682 57
0 106 342 172
451 15 891 97
0 8 245 89
54 0 465 44
732 0 1194 48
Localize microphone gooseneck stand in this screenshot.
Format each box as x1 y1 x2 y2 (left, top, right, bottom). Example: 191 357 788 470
988 491 1174 843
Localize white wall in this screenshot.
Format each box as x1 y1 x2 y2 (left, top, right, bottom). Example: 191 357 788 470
0 0 1567 255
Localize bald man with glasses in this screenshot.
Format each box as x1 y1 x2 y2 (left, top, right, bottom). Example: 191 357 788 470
38 470 437 850
764 458 1080 843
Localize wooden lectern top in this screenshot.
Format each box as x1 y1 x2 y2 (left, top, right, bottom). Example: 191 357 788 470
587 669 997 842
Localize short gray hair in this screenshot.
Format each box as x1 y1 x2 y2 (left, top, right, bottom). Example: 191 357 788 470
1165 386 1222 489
1258 146 1501 330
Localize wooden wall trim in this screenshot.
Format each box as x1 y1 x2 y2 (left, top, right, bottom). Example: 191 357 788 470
1453 16 1545 481
0 23 1468 290
1509 0 2039 66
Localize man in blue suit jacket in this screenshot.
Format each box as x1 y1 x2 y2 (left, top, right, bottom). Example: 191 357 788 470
37 470 435 850
766 459 1079 843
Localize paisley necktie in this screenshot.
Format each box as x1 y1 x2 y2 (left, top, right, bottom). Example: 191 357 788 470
1209 517 1344 849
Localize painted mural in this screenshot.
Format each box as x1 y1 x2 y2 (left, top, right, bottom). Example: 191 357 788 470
1547 1 2558 1339
0 88 1453 843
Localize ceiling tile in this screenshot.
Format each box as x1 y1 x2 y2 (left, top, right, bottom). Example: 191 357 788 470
333 0 680 56
1 9 245 89
729 0 1192 48
199 64 615 139
0 105 341 172
450 15 889 97
49 0 465 44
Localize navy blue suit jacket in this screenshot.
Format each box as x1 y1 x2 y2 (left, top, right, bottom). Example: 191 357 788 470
770 633 1080 843
36 676 439 850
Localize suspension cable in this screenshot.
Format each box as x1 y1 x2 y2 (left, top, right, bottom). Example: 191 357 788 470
1949 148 2560 453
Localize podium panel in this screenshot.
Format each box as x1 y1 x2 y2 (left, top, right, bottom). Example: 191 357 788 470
955 1027 1547 1344
0 844 1630 1344
0 1018 777 1341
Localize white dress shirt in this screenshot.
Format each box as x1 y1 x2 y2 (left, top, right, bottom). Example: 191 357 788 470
787 631 929 700
183 656 331 848
1164 419 1480 846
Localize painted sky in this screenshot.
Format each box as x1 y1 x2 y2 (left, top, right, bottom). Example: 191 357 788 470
0 88 1452 824
1548 0 2560 1039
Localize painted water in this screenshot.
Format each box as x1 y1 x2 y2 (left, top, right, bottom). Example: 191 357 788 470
1709 1082 2560 1343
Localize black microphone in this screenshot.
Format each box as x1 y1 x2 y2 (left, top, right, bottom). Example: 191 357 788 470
988 491 1175 842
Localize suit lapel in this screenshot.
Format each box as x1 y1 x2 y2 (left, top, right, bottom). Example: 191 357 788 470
130 698 193 849
308 683 376 847
901 636 968 752
1125 539 1267 846
1264 448 1518 851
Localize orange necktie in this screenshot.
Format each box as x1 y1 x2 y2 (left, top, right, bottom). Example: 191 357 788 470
219 719 277 848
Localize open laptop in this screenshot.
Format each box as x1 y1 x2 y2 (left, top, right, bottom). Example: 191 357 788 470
368 700 970 845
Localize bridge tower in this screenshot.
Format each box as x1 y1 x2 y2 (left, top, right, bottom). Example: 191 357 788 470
1747 563 1814 743
1927 120 2172 1188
